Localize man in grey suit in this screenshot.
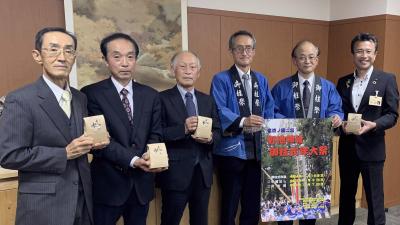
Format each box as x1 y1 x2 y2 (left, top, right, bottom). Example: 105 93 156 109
0 27 107 225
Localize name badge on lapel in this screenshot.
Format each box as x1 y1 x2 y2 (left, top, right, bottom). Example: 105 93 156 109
369 90 382 106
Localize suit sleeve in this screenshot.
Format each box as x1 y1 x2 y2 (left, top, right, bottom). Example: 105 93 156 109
374 74 399 132
160 96 187 142
0 94 67 173
147 93 162 144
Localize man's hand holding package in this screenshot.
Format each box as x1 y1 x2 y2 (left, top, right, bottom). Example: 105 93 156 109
185 116 198 134
134 152 168 173
66 134 94 159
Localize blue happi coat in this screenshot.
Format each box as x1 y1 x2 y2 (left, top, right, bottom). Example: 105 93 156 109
211 67 275 159
271 74 343 119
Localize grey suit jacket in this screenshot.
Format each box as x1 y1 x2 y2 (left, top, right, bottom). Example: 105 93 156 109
0 77 93 225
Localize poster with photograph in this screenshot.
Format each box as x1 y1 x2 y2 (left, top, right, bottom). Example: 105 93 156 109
261 118 334 222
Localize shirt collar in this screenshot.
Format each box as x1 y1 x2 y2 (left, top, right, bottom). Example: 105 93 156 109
111 76 133 94
297 72 315 87
235 65 251 78
353 65 374 80
42 74 71 102
176 84 195 98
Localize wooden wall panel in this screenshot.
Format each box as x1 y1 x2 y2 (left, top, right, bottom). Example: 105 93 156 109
265 21 292 86
220 16 269 76
327 15 400 208
188 13 221 94
188 7 329 89
381 17 400 207
0 0 65 96
292 23 329 77
327 18 386 83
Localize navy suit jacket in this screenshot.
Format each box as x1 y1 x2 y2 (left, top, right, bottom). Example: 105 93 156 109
81 78 162 205
157 86 220 190
336 69 399 161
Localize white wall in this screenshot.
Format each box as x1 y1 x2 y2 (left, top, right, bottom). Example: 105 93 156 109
188 0 330 21
330 0 387 20
188 0 400 21
386 0 400 15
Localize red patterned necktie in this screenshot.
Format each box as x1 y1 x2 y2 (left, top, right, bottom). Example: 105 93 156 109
120 88 133 125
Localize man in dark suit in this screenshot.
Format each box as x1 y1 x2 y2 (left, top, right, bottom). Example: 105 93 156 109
158 51 220 225
81 33 165 225
0 27 107 225
336 33 399 225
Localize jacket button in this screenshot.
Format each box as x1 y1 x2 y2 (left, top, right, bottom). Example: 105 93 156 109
73 181 78 185
131 144 136 148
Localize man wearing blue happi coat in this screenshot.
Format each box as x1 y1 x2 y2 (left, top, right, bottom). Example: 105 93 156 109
272 40 343 225
210 30 275 225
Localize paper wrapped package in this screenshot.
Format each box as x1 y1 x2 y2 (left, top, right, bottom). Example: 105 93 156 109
192 116 212 139
83 115 109 144
147 143 169 169
346 113 362 134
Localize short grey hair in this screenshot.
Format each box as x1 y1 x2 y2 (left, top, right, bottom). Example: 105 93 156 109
170 50 202 69
228 30 256 50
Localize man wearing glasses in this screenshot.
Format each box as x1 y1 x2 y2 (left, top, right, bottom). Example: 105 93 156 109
210 30 275 225
271 40 343 225
0 27 108 225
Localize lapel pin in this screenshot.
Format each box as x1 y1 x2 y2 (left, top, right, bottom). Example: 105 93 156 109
346 79 351 88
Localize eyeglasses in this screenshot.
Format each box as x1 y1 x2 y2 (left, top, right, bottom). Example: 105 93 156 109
232 45 254 54
41 47 76 58
297 55 318 62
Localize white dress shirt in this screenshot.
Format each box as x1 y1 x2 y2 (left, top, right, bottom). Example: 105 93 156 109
352 66 373 111
111 76 134 114
110 77 138 168
42 74 71 104
298 72 315 98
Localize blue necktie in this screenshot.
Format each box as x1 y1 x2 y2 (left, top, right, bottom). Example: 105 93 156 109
185 92 196 117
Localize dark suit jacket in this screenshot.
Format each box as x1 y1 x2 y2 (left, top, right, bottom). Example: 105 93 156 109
0 77 93 225
157 86 220 191
81 78 162 206
336 69 399 161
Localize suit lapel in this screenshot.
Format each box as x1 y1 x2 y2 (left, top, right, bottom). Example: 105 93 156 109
37 78 72 142
102 78 131 133
131 82 145 138
358 70 379 113
343 75 356 113
171 86 188 118
195 90 207 117
71 89 83 136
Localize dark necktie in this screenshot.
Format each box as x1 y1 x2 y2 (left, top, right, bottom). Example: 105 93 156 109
242 73 252 112
303 80 311 116
120 88 133 125
185 92 196 117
